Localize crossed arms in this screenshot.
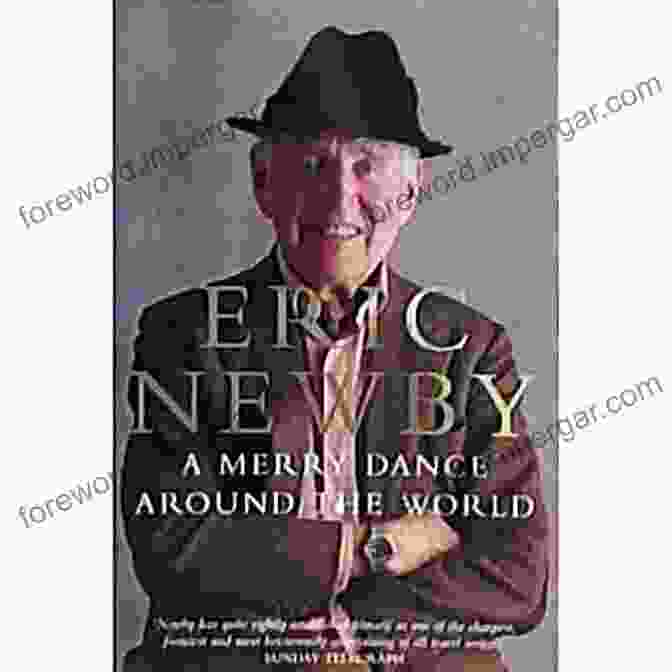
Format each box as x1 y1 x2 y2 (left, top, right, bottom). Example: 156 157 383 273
121 290 549 631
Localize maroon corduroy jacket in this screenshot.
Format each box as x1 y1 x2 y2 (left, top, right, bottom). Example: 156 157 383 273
121 249 549 671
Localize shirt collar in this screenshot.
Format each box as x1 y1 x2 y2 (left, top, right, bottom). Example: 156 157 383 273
274 244 390 330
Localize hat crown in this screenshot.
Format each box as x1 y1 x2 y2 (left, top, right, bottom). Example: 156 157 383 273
228 27 452 157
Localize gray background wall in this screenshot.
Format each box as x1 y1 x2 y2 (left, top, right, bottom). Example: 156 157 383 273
116 1 557 669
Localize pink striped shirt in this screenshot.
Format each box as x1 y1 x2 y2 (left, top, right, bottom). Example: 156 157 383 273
273 247 388 653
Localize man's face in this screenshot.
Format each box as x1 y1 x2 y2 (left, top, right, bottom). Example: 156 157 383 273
254 130 423 292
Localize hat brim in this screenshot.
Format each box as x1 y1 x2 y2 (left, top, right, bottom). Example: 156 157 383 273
226 116 453 158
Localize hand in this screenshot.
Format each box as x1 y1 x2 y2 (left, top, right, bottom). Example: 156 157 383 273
377 513 460 576
351 522 370 578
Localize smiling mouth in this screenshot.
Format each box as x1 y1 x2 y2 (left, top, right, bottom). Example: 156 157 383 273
301 206 376 242
319 210 375 240
319 224 367 240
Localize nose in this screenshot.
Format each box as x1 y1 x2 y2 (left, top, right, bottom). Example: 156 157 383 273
328 157 362 221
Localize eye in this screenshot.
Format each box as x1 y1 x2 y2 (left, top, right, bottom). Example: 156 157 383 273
353 157 373 178
303 155 325 176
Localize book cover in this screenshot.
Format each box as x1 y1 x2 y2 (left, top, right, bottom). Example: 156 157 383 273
115 3 557 670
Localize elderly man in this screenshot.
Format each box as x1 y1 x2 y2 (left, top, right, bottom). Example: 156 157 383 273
122 26 549 672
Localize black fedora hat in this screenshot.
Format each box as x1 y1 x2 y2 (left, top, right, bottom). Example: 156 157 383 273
227 26 453 158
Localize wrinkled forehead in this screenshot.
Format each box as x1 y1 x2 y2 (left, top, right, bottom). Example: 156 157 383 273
272 130 415 158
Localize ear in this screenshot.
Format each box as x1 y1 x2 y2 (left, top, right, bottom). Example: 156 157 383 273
399 157 430 227
416 157 430 191
251 152 274 220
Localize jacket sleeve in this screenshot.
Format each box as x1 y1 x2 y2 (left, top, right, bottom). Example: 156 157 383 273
344 325 550 635
121 295 341 618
